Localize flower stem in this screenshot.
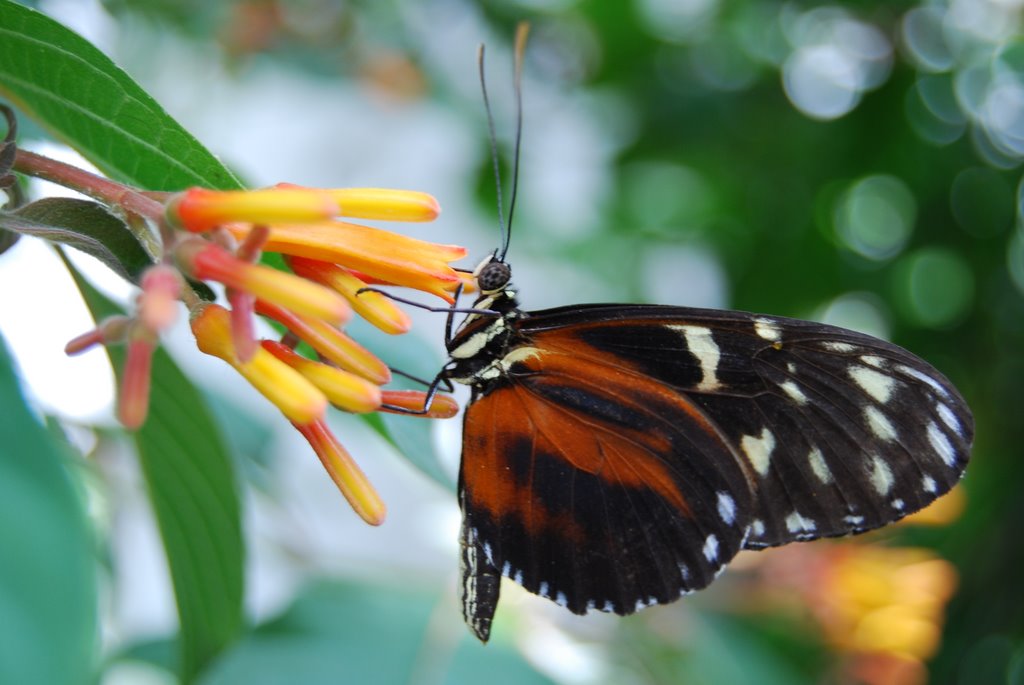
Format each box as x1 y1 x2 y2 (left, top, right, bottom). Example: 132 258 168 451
14 149 166 220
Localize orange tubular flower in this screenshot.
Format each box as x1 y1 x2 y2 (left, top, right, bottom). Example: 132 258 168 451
276 185 441 222
262 340 382 413
118 323 157 430
69 181 465 525
167 187 340 232
225 220 466 302
65 315 132 355
137 264 183 331
380 390 459 418
287 257 412 335
192 304 327 425
177 239 352 326
294 419 386 526
254 300 391 385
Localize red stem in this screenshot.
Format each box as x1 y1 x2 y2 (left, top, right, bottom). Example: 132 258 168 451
13 148 166 221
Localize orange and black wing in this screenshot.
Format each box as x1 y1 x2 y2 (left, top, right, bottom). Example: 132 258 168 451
458 305 972 642
458 336 754 642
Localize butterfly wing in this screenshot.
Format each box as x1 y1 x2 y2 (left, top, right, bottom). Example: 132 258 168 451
458 327 755 642
520 304 973 548
457 305 973 641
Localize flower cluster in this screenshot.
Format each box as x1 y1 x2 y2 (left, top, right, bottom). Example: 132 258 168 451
751 488 966 685
68 185 467 525
812 545 957 685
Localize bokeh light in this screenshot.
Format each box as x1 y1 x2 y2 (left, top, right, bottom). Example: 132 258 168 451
902 6 955 72
906 74 967 146
950 166 1013 238
1007 225 1024 297
782 8 892 120
622 161 716 235
818 291 891 339
834 175 917 261
895 246 975 329
636 0 720 44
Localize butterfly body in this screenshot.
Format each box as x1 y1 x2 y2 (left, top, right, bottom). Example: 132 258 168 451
445 261 973 643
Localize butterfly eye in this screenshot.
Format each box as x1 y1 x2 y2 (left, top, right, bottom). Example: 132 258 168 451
477 261 511 293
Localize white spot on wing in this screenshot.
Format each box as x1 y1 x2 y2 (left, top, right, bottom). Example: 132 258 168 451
808 447 832 483
864 405 897 441
703 534 719 562
717 492 737 525
869 455 895 495
936 402 962 437
556 592 568 607
538 581 549 597
754 317 781 341
861 355 886 368
679 563 691 581
750 519 766 537
927 421 957 467
850 365 896 403
785 511 817 534
896 363 951 399
844 514 865 526
672 325 722 391
922 475 937 493
780 380 808 404
742 427 776 476
822 341 857 353
891 498 905 510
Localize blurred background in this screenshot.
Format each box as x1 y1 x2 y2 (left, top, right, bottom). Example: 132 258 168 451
2 0 1023 683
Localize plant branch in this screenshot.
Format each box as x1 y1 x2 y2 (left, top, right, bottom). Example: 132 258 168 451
14 148 168 258
13 148 166 221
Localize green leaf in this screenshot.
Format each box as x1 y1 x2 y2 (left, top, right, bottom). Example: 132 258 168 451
1 197 153 281
67 261 245 683
0 335 98 684
1 101 16 175
198 580 555 685
617 610 808 685
0 224 18 256
0 0 240 191
130 344 246 682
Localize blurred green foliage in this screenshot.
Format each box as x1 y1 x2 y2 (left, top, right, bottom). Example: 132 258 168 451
1 0 1023 683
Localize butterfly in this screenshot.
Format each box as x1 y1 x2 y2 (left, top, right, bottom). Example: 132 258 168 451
428 25 973 643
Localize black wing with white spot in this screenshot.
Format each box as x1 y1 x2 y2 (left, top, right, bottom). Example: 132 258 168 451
453 301 972 642
519 304 973 550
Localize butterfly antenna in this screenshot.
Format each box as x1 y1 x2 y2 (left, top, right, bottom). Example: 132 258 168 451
478 43 508 263
502 22 529 262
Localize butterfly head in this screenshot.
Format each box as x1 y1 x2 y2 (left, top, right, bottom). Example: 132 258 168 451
473 252 512 295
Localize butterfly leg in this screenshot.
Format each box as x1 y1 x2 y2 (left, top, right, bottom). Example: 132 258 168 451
379 364 457 415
